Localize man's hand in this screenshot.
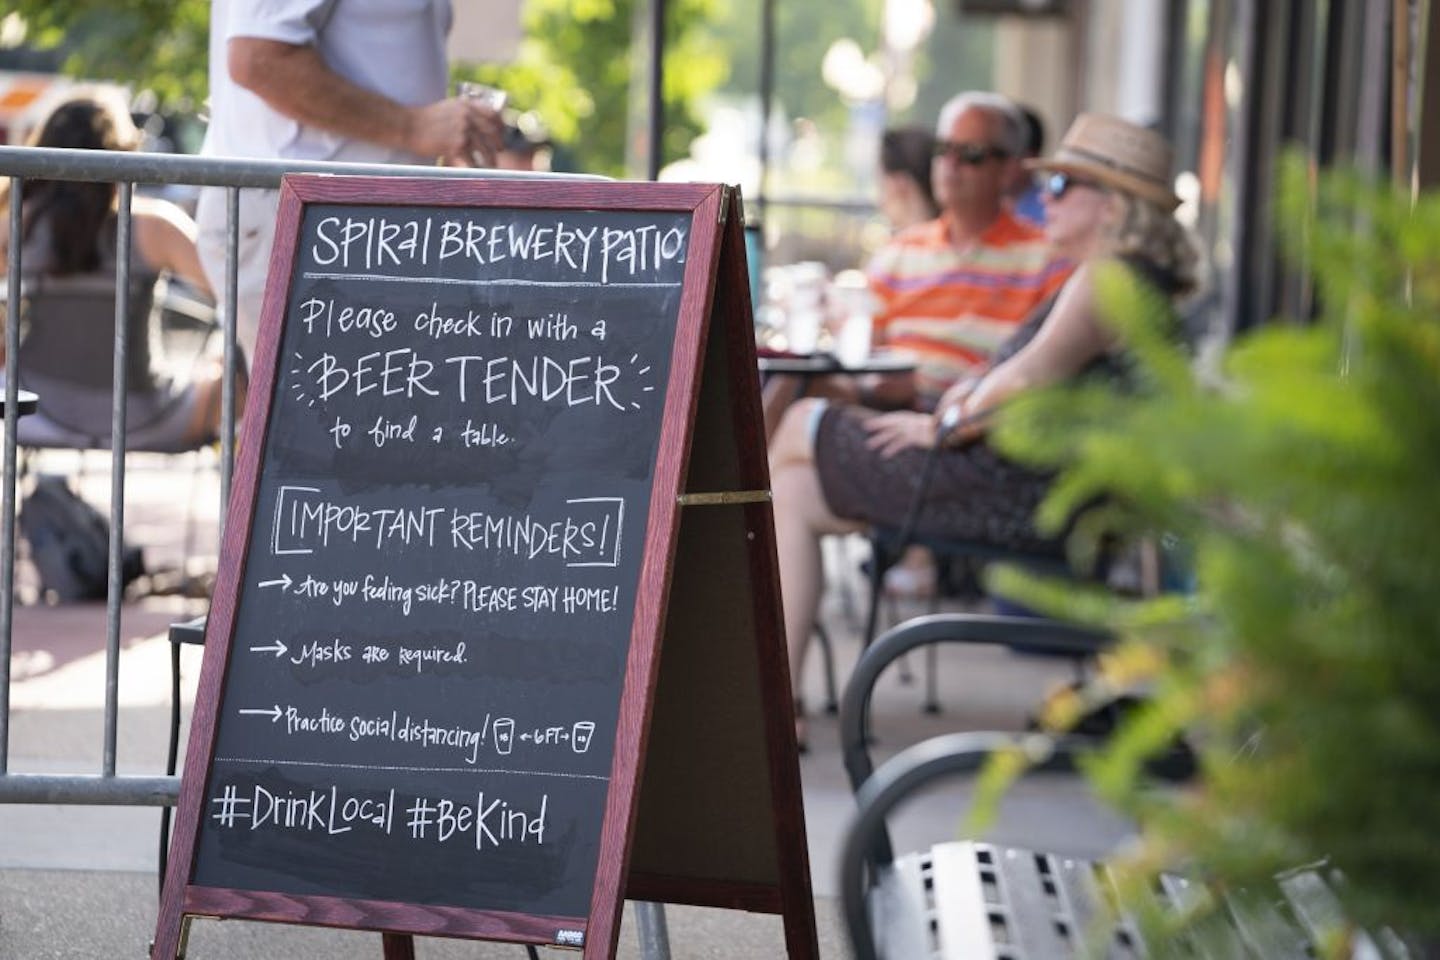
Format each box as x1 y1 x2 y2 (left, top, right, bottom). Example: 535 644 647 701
409 98 504 167
862 410 937 458
228 38 502 166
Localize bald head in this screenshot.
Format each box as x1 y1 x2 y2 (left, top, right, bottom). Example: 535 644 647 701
934 92 1024 156
930 93 1024 230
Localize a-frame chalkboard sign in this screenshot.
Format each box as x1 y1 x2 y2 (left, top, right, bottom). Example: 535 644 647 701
152 177 818 959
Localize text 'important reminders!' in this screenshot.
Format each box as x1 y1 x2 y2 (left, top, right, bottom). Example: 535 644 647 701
192 203 690 922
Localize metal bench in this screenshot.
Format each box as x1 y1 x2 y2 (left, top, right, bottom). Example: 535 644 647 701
838 729 1416 959
835 616 1414 958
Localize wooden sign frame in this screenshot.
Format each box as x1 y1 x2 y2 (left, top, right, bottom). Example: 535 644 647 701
153 176 817 959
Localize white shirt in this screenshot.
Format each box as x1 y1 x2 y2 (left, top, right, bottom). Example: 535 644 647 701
201 0 453 166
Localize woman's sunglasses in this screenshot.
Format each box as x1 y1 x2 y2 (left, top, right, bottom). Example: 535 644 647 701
1043 170 1101 200
932 141 1009 166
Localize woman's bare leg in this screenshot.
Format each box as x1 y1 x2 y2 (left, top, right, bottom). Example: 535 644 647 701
770 400 864 712
761 374 804 441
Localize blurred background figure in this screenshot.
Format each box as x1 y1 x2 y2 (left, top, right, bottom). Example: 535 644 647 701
771 114 1199 742
1009 104 1047 227
866 91 1068 409
196 0 505 363
0 93 235 452
876 125 939 232
495 110 554 172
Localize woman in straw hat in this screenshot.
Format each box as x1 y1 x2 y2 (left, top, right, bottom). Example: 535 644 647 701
770 113 1199 742
0 92 238 451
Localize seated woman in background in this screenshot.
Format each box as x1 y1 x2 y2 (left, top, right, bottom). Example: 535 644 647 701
877 125 940 231
769 114 1199 739
0 93 236 452
760 125 942 438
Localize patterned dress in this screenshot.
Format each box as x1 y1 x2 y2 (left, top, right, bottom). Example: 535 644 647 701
815 256 1178 555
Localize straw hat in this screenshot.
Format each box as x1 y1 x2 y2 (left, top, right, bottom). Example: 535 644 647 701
1025 113 1179 211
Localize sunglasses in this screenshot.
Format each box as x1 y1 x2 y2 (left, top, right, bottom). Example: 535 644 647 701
932 141 1010 165
1043 171 1102 200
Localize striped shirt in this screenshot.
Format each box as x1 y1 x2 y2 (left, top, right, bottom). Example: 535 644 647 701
867 210 1072 405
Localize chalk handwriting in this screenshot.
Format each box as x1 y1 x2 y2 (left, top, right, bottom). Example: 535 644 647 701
297 296 398 339
262 571 618 618
308 214 686 285
300 348 640 411
208 782 554 853
233 706 596 765
405 791 549 849
210 783 395 836
396 641 467 673
460 419 511 447
290 636 351 668
271 488 625 567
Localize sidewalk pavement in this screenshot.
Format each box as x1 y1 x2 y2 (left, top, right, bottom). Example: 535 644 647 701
1 453 1131 958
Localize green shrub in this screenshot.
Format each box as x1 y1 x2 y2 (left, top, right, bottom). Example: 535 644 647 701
986 156 1440 950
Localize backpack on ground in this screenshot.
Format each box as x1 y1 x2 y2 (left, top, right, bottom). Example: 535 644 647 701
19 474 145 602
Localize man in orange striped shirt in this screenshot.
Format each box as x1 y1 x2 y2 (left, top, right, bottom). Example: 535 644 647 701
868 92 1072 408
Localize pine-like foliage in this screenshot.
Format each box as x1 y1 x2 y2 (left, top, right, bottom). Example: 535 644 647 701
986 157 1440 950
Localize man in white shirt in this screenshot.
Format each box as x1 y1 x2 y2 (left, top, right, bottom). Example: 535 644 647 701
197 0 501 361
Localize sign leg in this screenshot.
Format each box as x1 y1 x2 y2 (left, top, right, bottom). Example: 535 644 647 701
381 933 416 960
635 901 672 960
149 909 185 959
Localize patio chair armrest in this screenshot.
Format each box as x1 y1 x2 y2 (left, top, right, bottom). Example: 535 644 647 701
840 731 1093 960
839 613 1110 795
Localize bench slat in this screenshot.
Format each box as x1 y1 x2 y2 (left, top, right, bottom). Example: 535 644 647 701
992 845 1074 958
1278 871 1390 960
932 844 1003 958
1223 888 1313 959
1052 854 1141 959
870 841 1384 959
1158 874 1249 958
873 858 941 959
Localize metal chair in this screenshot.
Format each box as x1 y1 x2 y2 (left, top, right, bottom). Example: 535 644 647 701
836 613 1203 959
10 274 226 595
840 729 1397 959
840 612 1113 815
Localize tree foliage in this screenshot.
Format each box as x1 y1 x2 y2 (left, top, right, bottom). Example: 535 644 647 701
713 0 881 130
447 0 728 177
989 158 1440 950
8 1 992 179
11 0 729 177
6 0 211 109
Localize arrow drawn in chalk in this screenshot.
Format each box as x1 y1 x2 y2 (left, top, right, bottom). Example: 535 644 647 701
238 706 283 722
248 640 288 658
257 574 293 591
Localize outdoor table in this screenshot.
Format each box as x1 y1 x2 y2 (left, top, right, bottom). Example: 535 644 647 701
1 390 39 418
756 350 918 403
757 351 916 379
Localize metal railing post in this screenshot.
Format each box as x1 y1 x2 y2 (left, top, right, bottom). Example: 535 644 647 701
0 176 23 775
221 186 240 525
101 183 133 777
0 146 594 807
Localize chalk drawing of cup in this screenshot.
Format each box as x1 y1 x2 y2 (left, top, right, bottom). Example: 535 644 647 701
493 718 515 756
572 721 595 754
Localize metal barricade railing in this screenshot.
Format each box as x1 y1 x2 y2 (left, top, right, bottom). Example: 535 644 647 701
0 145 575 806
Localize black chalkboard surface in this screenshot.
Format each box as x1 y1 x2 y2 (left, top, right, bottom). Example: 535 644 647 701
154 177 817 960
198 200 689 917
